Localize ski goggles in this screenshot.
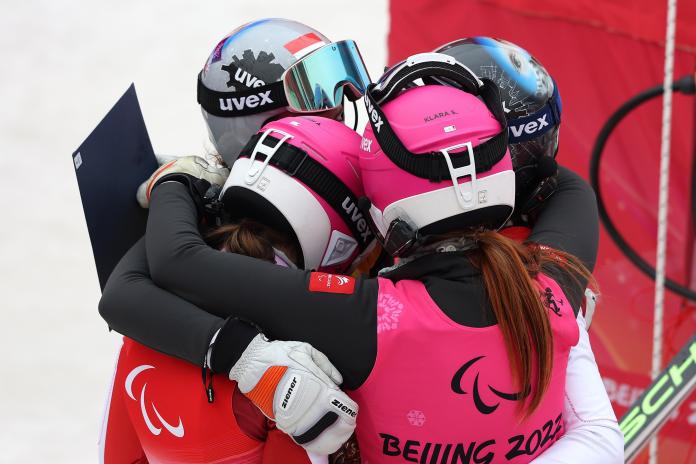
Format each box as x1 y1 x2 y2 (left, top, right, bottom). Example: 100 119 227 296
282 40 371 112
365 53 509 183
198 40 371 117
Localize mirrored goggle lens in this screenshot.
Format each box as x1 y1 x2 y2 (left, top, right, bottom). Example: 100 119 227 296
283 40 371 112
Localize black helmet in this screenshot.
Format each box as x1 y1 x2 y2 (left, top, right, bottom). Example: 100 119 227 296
435 37 561 216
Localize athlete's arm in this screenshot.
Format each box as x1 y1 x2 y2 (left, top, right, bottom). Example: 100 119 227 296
528 166 599 310
99 237 360 454
99 238 258 373
530 314 624 463
528 166 599 272
145 181 378 390
526 168 620 461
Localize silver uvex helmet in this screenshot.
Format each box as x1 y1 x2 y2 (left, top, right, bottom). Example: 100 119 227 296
199 18 330 165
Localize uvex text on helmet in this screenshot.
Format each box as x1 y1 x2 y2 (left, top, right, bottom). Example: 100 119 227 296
199 19 329 165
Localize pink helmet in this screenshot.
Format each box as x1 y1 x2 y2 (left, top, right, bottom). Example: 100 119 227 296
219 116 372 272
359 53 515 256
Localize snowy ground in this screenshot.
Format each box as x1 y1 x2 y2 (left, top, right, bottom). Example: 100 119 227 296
0 2 387 462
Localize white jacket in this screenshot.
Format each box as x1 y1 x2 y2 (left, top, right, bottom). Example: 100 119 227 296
532 314 624 463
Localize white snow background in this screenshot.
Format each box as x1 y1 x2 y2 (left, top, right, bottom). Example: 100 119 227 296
0 1 387 462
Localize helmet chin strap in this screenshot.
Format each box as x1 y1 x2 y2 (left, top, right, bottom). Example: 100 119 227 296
536 156 558 178
514 156 558 215
358 196 420 258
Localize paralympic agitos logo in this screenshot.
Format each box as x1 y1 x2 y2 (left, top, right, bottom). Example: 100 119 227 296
451 356 530 415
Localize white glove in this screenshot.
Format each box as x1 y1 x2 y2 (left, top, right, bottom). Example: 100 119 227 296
136 155 229 208
229 334 358 455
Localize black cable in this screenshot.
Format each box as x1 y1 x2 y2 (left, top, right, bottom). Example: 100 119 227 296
589 74 696 301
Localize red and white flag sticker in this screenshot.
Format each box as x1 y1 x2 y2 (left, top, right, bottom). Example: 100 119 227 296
284 32 325 59
309 272 356 294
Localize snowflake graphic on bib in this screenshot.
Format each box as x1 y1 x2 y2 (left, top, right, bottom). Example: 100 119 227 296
377 293 403 333
407 410 426 427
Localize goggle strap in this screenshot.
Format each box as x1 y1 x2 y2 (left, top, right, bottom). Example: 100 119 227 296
197 72 288 117
365 80 508 183
479 78 508 124
551 78 562 121
239 134 371 250
506 81 562 144
374 62 480 104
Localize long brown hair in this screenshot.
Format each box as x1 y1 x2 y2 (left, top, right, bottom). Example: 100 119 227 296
467 230 596 418
205 219 298 265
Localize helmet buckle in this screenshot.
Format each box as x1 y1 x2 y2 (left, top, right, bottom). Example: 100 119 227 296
440 141 477 210
244 128 293 185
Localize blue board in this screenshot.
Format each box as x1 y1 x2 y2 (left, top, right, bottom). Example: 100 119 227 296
72 84 158 290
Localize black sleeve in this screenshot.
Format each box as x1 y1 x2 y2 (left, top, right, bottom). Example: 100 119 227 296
528 165 599 313
99 238 259 373
528 166 599 271
146 181 378 389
